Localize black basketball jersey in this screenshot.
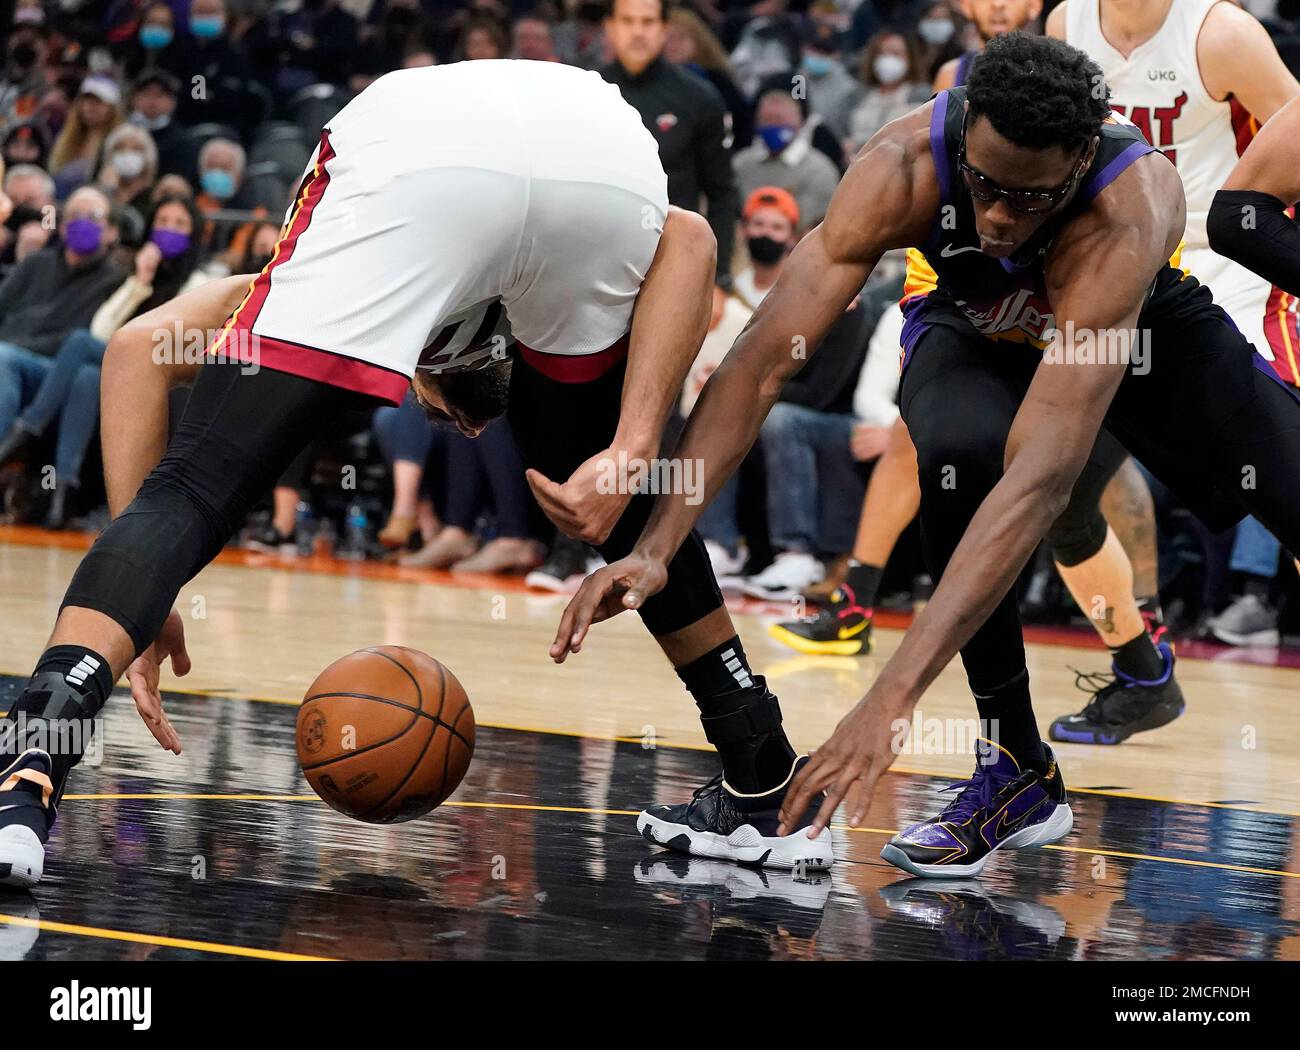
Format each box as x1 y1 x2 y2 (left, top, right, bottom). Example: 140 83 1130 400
900 87 1205 364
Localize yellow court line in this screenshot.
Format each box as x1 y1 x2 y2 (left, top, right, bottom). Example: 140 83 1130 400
843 824 1300 880
7 669 1300 819
53 793 1300 882
0 913 334 961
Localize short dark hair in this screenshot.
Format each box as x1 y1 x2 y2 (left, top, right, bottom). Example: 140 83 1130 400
966 32 1111 153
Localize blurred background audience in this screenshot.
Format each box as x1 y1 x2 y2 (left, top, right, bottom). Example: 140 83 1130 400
0 0 1294 650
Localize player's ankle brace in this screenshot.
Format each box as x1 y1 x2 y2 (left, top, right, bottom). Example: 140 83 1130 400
696 675 798 794
1 646 114 799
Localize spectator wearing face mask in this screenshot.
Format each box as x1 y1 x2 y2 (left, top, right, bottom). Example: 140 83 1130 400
196 137 268 257
96 124 159 232
120 1 186 82
726 0 803 98
173 0 258 134
0 163 54 275
912 0 965 81
846 30 929 153
733 87 841 231
48 75 125 199
0 194 208 527
127 68 191 184
798 20 863 142
0 24 49 128
0 186 125 498
1 121 50 174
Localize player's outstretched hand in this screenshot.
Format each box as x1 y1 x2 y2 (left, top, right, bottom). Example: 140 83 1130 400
777 681 914 838
127 607 191 754
526 445 635 545
550 553 668 663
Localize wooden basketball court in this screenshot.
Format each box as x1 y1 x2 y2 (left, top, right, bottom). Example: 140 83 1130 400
1 529 1297 961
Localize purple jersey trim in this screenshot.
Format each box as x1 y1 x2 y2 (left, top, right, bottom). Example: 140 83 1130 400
930 90 952 203
900 299 931 371
954 51 974 88
1082 140 1155 202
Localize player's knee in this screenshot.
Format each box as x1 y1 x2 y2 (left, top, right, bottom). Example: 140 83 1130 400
912 421 1005 493
1046 505 1108 567
663 207 716 265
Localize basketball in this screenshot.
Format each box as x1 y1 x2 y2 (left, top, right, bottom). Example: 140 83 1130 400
295 646 475 823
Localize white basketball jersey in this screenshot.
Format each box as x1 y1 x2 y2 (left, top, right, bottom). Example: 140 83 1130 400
1066 0 1255 249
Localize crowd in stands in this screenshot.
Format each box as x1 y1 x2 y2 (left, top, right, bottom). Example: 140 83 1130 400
0 0 1297 648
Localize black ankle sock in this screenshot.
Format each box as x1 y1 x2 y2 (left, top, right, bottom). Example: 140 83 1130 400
973 669 1046 773
676 636 754 696
679 638 796 794
1110 631 1165 682
844 561 883 607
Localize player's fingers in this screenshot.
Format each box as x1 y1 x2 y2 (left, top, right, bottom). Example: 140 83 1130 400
550 573 608 661
777 754 833 835
170 640 192 678
845 763 882 828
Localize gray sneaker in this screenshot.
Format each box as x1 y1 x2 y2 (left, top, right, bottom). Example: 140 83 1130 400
1208 594 1280 647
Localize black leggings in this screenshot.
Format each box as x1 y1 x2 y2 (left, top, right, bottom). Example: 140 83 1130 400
902 303 1300 693
506 354 723 637
63 365 376 653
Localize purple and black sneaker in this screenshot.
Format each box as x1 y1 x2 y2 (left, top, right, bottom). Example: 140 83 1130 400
881 739 1073 878
1050 641 1184 745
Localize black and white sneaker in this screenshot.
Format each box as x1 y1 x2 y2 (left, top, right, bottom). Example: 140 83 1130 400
637 757 834 871
0 749 54 889
243 523 296 554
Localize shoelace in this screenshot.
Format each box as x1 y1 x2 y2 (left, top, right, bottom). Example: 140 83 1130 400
936 763 1014 824
690 772 725 804
1070 667 1125 724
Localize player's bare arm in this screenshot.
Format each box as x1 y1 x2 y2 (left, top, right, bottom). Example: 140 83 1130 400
549 107 941 660
1210 93 1300 295
96 273 252 754
1199 0 1299 123
778 152 1184 834
525 207 717 545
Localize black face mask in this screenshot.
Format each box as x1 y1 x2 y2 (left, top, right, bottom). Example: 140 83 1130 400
746 235 788 266
8 43 38 70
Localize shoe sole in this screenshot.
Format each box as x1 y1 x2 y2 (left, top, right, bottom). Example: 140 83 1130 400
766 622 870 657
1210 626 1281 647
1049 699 1185 745
637 811 834 871
879 802 1074 879
0 825 44 889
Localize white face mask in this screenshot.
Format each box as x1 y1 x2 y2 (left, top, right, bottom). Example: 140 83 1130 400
111 150 146 179
918 18 956 45
130 111 170 132
873 53 909 85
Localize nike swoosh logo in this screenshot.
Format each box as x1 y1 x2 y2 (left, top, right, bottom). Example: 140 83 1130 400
940 244 983 257
838 620 869 641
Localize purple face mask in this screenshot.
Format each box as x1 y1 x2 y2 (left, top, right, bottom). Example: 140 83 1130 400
63 217 103 255
150 227 191 259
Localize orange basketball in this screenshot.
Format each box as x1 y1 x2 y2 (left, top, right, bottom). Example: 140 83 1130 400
296 646 475 823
